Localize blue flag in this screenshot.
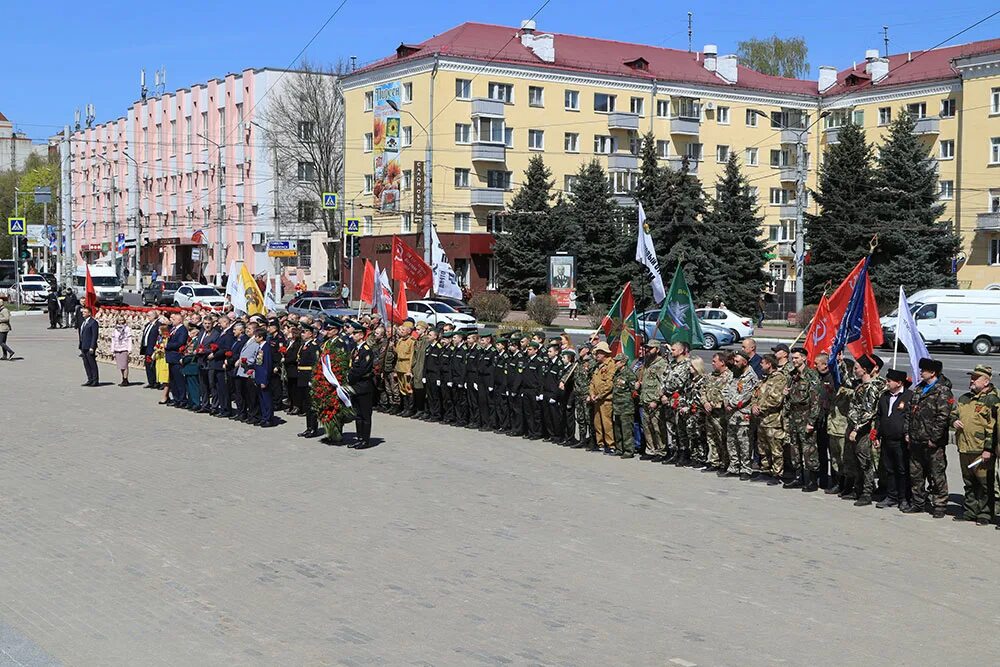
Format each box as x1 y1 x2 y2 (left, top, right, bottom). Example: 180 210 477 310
829 256 871 386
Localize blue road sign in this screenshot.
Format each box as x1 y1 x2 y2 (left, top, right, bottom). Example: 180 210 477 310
7 218 26 235
322 193 338 209
345 217 361 236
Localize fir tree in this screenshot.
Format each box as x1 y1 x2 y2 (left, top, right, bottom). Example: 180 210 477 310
805 122 877 303
871 110 959 304
706 153 768 316
662 158 713 300
494 155 555 306
565 160 628 304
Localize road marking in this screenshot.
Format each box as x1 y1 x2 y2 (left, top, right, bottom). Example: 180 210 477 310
670 659 697 667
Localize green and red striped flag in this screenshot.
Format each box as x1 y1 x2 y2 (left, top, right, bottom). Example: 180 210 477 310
655 263 704 346
600 282 640 361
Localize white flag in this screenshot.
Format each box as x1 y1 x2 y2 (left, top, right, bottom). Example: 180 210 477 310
321 354 353 408
264 274 278 312
225 260 247 314
896 286 930 382
635 203 666 304
429 224 463 299
374 267 391 323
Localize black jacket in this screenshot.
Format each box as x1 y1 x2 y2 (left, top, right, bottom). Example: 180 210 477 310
876 388 913 441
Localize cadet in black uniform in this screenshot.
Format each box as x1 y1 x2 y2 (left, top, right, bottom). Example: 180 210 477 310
522 341 544 440
296 326 321 438
348 323 376 449
507 338 525 436
283 326 302 413
451 332 469 427
542 342 564 441
558 349 578 445
423 328 442 421
464 332 481 428
477 332 497 432
439 331 455 423
492 336 509 433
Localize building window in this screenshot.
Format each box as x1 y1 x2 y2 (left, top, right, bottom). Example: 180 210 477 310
454 212 471 233
402 82 413 104
456 79 471 100
878 107 892 126
941 99 956 118
992 88 1000 114
564 132 580 153
939 180 954 200
171 120 178 154
594 135 614 154
363 216 373 234
745 109 758 126
363 132 373 152
528 86 544 107
610 171 637 195
504 127 514 148
940 139 955 160
769 262 788 280
629 131 641 156
852 109 865 126
364 174 373 194
486 170 512 190
991 138 1000 165
454 168 469 188
401 212 412 233
673 97 700 120
297 200 315 223
402 126 412 147
564 90 579 111
201 112 209 147
745 147 759 166
824 109 848 129
990 239 1000 266
487 257 498 290
402 169 412 190
455 123 472 144
474 117 504 144
657 100 670 118
218 109 226 144
716 145 730 163
717 106 730 124
656 140 670 158
486 213 503 235
528 129 544 150
769 220 795 241
770 148 792 167
364 91 374 111
907 102 927 119
237 241 245 261
990 189 1000 212
594 93 617 113
770 188 793 205
488 82 513 103
297 161 315 182
564 175 578 194
297 121 314 142
685 142 703 161
630 97 644 116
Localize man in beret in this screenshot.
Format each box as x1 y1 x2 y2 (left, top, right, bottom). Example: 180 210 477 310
874 367 914 509
951 364 998 524
903 357 952 518
771 343 791 375
421 327 442 422
846 355 885 505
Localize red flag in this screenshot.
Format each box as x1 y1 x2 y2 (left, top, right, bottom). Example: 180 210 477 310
391 236 433 295
390 281 409 325
804 294 834 365
360 259 376 304
826 256 884 358
84 265 98 312
600 283 636 356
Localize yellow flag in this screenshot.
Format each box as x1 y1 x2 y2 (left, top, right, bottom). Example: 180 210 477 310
238 264 266 316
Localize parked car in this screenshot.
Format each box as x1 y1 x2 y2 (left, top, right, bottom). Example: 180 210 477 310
73 265 124 305
880 289 1000 356
286 295 355 319
293 291 348 305
314 281 343 295
695 307 755 341
431 296 475 316
16 280 49 307
141 280 182 306
636 309 735 351
20 274 49 287
408 300 478 331
173 283 225 308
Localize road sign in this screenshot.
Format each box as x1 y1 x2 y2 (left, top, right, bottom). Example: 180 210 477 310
33 187 52 205
267 239 297 258
7 218 26 235
345 218 362 236
191 247 202 261
116 233 126 253
322 193 338 209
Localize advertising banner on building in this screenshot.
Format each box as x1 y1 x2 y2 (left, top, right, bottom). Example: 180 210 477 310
548 254 576 307
373 82 402 212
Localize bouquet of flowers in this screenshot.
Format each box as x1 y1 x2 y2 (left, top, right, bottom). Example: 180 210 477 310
311 338 356 441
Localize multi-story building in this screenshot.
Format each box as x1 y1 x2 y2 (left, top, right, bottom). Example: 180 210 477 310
1 111 48 171
341 21 1000 295
64 68 336 289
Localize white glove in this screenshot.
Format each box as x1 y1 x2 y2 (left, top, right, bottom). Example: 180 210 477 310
473 383 478 391
447 381 453 387
421 378 426 383
436 380 441 386
488 387 494 392
536 394 543 401
548 398 556 404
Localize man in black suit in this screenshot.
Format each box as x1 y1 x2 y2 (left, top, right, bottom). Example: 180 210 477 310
164 312 189 407
79 306 100 386
139 310 161 388
874 368 914 510
210 315 234 416
195 315 218 413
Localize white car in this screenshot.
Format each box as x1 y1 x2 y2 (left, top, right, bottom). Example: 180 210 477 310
695 308 755 341
20 274 49 286
407 300 478 331
173 283 226 308
17 280 49 307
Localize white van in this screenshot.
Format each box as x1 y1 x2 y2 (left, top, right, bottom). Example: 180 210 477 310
881 289 1000 356
73 265 124 305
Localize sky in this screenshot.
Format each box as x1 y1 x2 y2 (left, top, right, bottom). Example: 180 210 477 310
3 0 999 142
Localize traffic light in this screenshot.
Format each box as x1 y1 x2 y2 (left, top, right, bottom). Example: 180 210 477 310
352 237 361 257
16 237 28 261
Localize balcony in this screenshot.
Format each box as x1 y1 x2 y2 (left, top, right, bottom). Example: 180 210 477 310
471 98 505 118
773 241 795 257
824 127 841 144
471 143 506 163
608 153 639 171
778 203 799 218
607 112 640 131
470 188 505 208
780 128 808 144
669 117 701 136
976 212 1000 231
614 194 637 207
777 167 798 184
665 156 699 173
912 116 941 135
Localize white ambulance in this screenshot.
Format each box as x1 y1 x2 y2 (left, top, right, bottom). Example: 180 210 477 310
881 289 1000 356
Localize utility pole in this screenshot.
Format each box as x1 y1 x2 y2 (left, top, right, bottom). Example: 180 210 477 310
794 135 806 314
272 143 281 302
94 153 119 278
123 151 141 290
424 57 437 265
199 133 225 286
61 126 73 287
12 189 20 308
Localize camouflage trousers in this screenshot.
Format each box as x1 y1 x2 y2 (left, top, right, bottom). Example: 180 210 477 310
828 433 846 477
726 411 753 475
757 425 786 478
382 371 400 408
641 406 666 456
686 411 706 463
613 411 636 455
959 451 991 521
853 433 876 498
664 409 677 454
909 442 949 511
674 411 691 457
574 395 594 447
787 424 819 473
706 410 728 469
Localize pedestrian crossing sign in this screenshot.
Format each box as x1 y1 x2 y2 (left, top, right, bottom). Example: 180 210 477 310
7 218 26 235
322 192 338 209
345 218 361 236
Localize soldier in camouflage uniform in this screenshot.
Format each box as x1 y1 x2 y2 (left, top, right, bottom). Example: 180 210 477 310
381 326 401 413
572 344 597 449
784 347 822 491
663 340 693 465
686 357 708 466
825 357 856 496
846 355 886 505
611 353 638 458
951 364 999 524
701 352 732 473
725 351 760 479
751 354 787 484
639 340 669 459
904 357 953 518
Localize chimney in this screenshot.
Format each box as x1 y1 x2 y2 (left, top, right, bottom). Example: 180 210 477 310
866 56 890 83
520 20 555 63
865 48 880 62
703 44 718 72
818 65 837 92
716 54 738 83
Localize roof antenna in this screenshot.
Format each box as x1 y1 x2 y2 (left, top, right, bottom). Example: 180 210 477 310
687 11 693 53
882 25 889 58
350 55 357 71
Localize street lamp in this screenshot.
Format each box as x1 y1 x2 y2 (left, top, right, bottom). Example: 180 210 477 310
197 133 225 286
385 98 433 265
752 109 829 314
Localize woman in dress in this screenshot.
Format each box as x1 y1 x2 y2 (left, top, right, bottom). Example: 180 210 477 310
154 324 171 403
110 316 134 386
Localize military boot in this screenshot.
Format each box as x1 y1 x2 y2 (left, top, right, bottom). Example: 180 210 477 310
783 472 804 489
825 474 842 495
801 470 818 492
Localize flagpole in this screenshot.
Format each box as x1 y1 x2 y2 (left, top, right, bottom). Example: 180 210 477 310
893 286 902 370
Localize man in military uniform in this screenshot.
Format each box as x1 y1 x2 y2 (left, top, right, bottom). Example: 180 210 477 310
558 348 577 445
395 320 416 417
724 351 759 480
451 331 469 426
772 343 791 375
541 343 563 441
847 355 886 506
507 337 525 436
492 336 510 432
282 325 302 414
611 353 638 458
588 342 616 453
572 344 596 449
439 331 456 423
639 340 669 461
752 354 787 485
381 326 400 413
348 324 376 449
663 340 693 465
701 352 731 474
521 341 544 439
296 325 321 438
951 364 999 524
686 357 708 466
783 347 822 490
464 332 481 428
411 322 429 419
422 328 441 421
904 357 952 517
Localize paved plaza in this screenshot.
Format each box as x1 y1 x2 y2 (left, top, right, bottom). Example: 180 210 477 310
1 314 999 666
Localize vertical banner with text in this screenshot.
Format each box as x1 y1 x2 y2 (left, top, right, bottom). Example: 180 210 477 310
373 82 402 212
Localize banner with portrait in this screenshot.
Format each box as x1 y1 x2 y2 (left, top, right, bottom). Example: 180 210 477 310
373 82 402 212
548 254 576 307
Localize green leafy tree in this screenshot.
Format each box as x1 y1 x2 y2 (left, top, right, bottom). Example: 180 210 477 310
662 159 713 299
805 122 877 303
705 153 767 315
870 110 960 304
564 160 627 304
736 36 810 78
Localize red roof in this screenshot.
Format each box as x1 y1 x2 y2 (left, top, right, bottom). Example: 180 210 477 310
0 110 8 122
824 38 1000 95
353 22 817 97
